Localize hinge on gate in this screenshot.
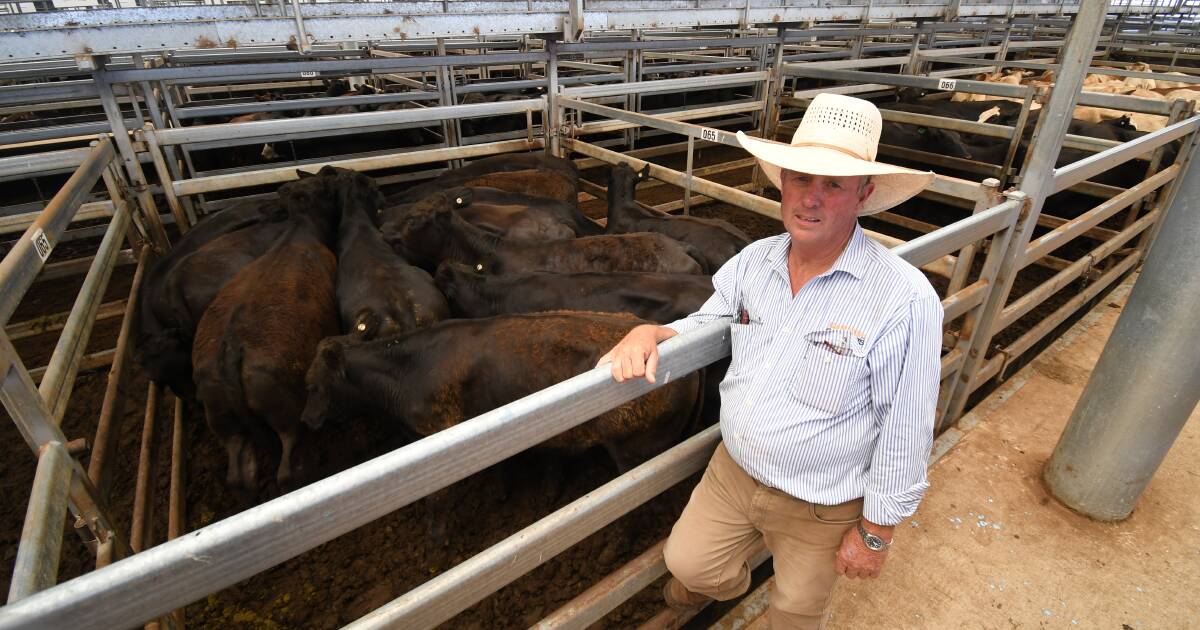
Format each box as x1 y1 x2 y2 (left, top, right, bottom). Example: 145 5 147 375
560 110 581 138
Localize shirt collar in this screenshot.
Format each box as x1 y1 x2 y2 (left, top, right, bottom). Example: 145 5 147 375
767 223 869 282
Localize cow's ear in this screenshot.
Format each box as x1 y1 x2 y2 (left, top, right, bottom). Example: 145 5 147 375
638 164 650 180
297 169 317 179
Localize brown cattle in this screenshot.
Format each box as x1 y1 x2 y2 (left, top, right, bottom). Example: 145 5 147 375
192 166 346 496
135 198 286 399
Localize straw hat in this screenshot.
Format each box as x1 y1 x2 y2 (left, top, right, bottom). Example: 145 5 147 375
736 93 934 215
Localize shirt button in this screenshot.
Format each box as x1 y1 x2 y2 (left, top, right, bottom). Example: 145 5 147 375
782 326 791 333
824 356 832 364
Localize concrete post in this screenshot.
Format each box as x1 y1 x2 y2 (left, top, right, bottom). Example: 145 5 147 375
1043 136 1200 522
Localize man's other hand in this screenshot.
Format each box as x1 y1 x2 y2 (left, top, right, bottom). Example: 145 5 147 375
596 324 675 384
835 521 892 579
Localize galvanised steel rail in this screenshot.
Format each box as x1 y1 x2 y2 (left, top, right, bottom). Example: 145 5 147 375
0 137 147 609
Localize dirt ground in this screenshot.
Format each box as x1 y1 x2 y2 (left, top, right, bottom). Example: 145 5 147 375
0 140 1141 629
726 274 1200 629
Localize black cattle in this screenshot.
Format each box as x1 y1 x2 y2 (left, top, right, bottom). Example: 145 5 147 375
880 118 975 160
135 199 286 398
301 311 703 473
334 170 448 339
381 190 705 275
459 89 544 138
383 185 599 241
192 167 346 495
604 163 750 270
434 262 713 323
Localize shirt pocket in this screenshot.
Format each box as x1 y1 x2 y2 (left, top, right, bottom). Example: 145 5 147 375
728 322 773 376
790 329 869 415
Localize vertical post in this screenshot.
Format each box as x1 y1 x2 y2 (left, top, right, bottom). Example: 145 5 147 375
138 125 193 232
754 26 787 195
631 29 644 145
546 38 563 157
167 396 187 628
88 56 170 253
131 55 195 222
936 191 1029 429
435 38 463 169
1043 133 1200 521
623 42 637 150
942 1 1112 424
683 135 694 215
902 21 925 76
130 382 160 553
289 0 311 54
946 178 1003 297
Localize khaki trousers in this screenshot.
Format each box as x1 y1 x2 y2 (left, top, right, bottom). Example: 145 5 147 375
663 443 863 630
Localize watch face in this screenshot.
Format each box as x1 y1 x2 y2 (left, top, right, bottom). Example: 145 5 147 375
865 535 885 551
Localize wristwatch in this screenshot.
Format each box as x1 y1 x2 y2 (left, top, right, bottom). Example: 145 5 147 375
857 523 890 552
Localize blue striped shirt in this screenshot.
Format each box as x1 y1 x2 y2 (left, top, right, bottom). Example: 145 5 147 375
665 224 943 526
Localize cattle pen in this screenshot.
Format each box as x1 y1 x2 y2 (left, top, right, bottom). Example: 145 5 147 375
1 0 1199 628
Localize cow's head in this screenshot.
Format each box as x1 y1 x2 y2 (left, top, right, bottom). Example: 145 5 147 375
918 126 974 160
302 337 349 430
336 168 387 219
381 189 470 269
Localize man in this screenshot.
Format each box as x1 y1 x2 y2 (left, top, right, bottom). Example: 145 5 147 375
598 93 943 629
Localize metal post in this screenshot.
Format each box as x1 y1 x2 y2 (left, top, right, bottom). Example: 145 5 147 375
546 38 563 156
1043 133 1200 521
289 0 311 54
754 27 787 195
139 125 194 231
942 1 1112 423
683 135 694 215
435 38 463 168
89 57 170 252
134 55 197 223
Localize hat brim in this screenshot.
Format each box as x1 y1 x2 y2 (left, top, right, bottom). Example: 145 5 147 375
736 131 935 216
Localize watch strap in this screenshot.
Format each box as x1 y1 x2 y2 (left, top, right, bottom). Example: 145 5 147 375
857 522 890 551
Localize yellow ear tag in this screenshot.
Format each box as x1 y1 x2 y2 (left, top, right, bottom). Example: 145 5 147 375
475 264 483 271
357 323 367 331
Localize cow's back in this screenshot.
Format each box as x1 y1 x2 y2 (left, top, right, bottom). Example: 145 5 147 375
487 232 704 275
194 237 338 405
393 312 700 461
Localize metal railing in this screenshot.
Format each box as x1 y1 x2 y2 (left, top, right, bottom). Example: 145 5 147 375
0 136 150 608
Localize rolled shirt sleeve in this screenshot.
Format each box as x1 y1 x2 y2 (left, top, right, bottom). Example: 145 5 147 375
863 293 944 526
663 252 741 336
